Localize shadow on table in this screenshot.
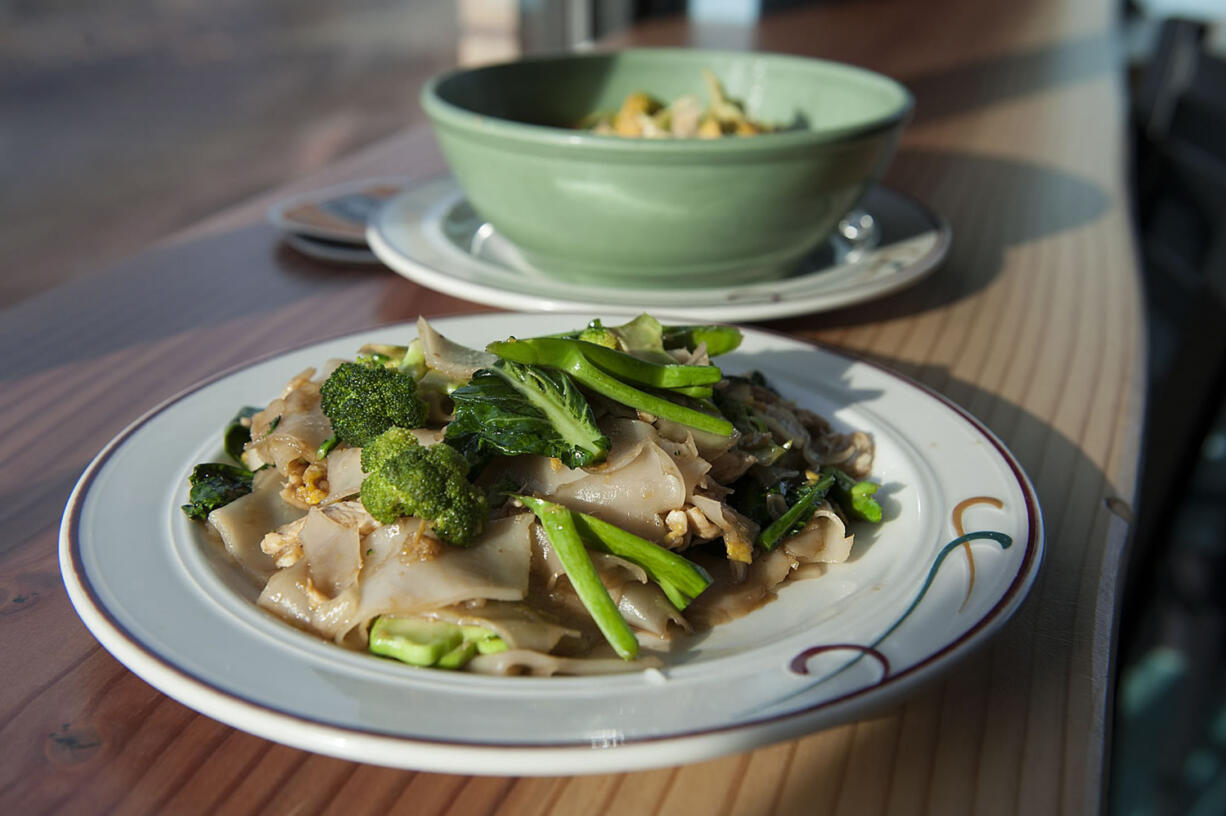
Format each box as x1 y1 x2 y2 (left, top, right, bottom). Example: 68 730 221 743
721 350 1131 815
762 147 1112 334
899 30 1119 128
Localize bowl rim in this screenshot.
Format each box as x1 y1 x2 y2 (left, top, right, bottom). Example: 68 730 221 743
420 47 914 154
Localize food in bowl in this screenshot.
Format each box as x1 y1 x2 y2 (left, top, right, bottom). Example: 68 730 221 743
581 69 776 138
421 48 913 287
183 315 886 676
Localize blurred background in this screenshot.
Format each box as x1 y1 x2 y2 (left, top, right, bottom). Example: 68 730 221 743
1116 2 1226 815
2 1 1225 813
0 0 459 306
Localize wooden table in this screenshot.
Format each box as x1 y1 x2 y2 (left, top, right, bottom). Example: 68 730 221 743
1 0 1143 812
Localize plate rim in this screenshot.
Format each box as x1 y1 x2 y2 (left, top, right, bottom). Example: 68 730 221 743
282 232 381 265
366 177 952 322
59 315 1042 774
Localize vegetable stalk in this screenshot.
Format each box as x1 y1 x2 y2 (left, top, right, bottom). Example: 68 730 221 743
661 325 743 356
573 341 722 388
570 512 711 610
488 338 733 437
829 467 883 523
516 495 640 660
758 472 835 550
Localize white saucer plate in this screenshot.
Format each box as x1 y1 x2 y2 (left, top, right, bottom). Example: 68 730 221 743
368 178 951 322
282 232 382 265
269 177 415 245
60 313 1040 775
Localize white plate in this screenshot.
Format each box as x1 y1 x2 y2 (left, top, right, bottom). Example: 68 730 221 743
367 178 951 322
60 313 1041 775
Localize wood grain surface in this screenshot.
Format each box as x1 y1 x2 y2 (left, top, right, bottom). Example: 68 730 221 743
0 0 1143 812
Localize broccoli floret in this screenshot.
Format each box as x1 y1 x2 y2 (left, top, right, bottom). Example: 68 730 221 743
359 428 488 546
359 426 418 472
319 361 427 447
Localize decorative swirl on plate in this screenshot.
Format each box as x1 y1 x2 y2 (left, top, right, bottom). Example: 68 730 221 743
952 496 1004 611
789 644 891 678
784 497 1012 690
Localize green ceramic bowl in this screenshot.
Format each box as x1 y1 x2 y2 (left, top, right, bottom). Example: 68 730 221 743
421 48 912 287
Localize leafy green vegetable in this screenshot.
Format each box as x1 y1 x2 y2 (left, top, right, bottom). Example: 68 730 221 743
223 406 261 464
758 471 835 550
359 428 488 545
515 495 639 660
728 476 786 530
751 466 884 550
181 463 254 520
487 338 733 436
319 361 427 446
445 360 610 469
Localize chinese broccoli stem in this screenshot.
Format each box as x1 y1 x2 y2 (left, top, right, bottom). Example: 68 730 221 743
573 340 723 388
828 467 883 523
571 512 712 610
663 384 714 400
503 336 721 388
661 325 743 356
317 434 340 460
488 339 733 437
515 496 639 660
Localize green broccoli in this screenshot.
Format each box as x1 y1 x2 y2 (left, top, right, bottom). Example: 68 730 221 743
360 426 420 472
319 361 427 447
359 428 488 546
